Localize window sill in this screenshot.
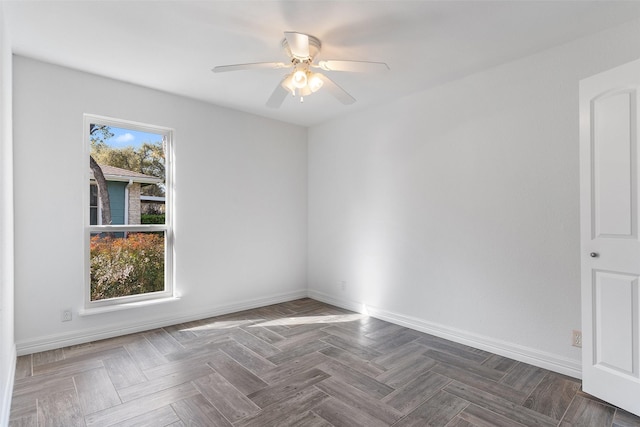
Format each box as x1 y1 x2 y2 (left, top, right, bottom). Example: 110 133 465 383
78 296 180 316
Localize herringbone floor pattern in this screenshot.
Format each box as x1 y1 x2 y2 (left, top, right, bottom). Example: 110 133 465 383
8 299 640 426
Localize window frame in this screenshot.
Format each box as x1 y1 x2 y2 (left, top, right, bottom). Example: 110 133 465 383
83 114 174 309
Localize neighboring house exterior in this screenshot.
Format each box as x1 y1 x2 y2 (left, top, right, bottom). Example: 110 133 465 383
140 195 166 214
90 164 163 225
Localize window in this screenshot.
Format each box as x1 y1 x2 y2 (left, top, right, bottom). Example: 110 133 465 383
84 114 173 308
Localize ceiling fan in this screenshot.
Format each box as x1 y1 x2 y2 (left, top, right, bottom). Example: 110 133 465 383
212 31 389 108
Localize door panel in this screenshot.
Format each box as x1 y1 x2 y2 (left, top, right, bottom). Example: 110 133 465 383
593 270 638 375
580 58 640 417
593 91 636 238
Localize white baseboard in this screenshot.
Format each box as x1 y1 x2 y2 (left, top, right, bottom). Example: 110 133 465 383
1 343 16 426
16 289 307 356
308 290 582 379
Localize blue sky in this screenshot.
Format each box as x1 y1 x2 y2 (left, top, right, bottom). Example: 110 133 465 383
106 126 163 149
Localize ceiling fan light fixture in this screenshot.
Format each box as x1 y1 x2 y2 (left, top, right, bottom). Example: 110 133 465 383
292 69 308 89
281 74 296 95
308 73 324 93
299 85 313 97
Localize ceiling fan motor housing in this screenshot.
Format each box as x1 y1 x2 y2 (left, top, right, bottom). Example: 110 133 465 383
282 34 321 61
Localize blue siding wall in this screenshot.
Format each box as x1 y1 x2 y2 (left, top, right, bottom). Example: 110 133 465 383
107 181 126 225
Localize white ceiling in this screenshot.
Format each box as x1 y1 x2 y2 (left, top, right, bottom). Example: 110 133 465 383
5 1 640 127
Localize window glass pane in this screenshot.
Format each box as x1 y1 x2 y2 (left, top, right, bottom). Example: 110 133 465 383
90 231 165 301
90 207 98 226
89 124 166 226
90 184 98 206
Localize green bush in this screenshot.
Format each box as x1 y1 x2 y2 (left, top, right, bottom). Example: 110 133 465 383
141 214 165 224
90 233 164 301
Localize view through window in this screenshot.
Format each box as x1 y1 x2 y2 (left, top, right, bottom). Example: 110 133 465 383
86 116 172 305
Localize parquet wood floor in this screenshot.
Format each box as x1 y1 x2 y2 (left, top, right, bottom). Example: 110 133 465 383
9 299 640 426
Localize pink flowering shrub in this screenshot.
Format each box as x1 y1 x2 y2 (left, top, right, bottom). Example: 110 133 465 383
90 233 164 301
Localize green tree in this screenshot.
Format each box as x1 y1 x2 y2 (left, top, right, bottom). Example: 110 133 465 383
91 138 165 197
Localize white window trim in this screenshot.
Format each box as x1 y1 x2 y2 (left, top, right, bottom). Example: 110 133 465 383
83 114 174 310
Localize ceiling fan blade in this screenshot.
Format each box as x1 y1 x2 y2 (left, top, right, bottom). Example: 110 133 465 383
317 60 390 73
212 62 290 73
318 74 355 105
266 79 291 108
284 32 310 59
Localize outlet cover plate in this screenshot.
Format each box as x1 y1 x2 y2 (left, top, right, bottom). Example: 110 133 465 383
572 330 582 348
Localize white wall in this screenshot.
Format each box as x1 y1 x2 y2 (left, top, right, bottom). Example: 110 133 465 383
13 56 308 353
0 1 16 423
308 19 640 377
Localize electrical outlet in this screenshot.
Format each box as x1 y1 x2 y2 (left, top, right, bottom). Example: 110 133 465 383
62 310 72 322
572 330 582 348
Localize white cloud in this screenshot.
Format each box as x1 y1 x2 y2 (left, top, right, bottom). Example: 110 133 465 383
114 133 135 143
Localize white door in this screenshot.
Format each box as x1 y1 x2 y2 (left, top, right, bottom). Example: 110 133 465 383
580 58 640 417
